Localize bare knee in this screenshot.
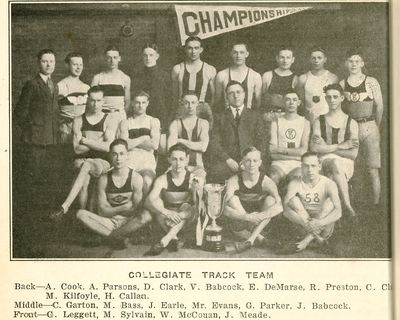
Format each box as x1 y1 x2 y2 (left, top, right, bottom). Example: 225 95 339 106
139 210 152 224
330 159 342 176
288 195 301 208
264 195 276 208
268 168 281 185
76 209 88 221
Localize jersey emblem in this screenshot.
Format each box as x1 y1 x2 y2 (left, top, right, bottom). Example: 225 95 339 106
312 95 320 103
350 92 360 102
285 128 297 140
112 195 129 204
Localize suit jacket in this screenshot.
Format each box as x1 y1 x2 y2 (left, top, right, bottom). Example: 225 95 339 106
15 74 59 146
208 107 268 163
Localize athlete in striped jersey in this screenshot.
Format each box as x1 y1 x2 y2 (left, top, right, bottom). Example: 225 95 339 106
172 36 215 126
283 152 342 252
215 43 262 112
311 84 359 217
57 52 90 144
91 45 131 122
224 147 282 253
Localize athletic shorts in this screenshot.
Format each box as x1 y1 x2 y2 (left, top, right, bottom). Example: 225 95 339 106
77 211 129 237
127 149 156 173
271 160 301 176
358 121 381 169
320 153 354 181
74 158 111 178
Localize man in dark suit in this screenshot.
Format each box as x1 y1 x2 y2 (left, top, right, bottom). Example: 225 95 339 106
206 81 268 183
14 49 60 208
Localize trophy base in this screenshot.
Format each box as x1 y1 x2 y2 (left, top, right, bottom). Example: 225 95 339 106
203 228 224 252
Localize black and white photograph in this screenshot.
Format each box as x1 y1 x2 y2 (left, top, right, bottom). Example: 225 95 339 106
10 1 391 259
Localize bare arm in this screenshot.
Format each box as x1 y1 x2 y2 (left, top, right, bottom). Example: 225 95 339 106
257 176 283 218
167 120 179 151
310 118 339 154
117 118 150 150
72 117 90 154
214 72 226 111
314 181 342 227
369 77 384 126
97 175 134 218
253 72 262 110
223 176 249 219
81 117 118 152
91 74 100 87
295 74 307 105
333 120 359 160
130 172 144 211
171 65 180 110
123 75 131 114
137 118 161 151
144 175 171 217
178 120 209 152
208 66 217 108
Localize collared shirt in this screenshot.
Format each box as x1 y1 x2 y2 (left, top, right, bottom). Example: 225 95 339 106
230 105 244 118
39 73 51 84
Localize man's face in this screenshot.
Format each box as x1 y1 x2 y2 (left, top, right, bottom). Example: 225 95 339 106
325 89 344 111
276 50 294 70
87 91 104 113
110 144 128 169
68 57 83 77
301 155 320 181
105 50 121 70
132 96 149 115
169 150 189 173
345 55 364 74
182 94 198 116
310 51 327 70
226 84 245 108
143 48 159 67
231 44 249 66
185 40 203 61
39 53 56 76
283 93 301 113
242 151 262 174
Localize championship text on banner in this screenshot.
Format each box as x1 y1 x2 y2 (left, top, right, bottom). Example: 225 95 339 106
175 5 312 45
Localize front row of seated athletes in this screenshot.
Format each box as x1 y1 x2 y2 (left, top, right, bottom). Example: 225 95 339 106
49 81 355 254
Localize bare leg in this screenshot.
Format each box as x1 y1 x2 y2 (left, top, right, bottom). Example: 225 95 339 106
247 196 276 245
140 170 156 197
369 168 381 205
109 210 152 239
76 209 115 237
269 166 285 186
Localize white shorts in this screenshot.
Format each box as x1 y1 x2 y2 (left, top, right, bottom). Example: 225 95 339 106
77 210 129 237
271 160 301 176
320 154 354 180
127 149 156 173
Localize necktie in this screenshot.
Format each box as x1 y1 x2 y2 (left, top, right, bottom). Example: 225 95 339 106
47 78 54 95
235 108 240 126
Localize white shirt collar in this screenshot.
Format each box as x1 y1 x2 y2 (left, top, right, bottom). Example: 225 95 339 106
230 105 244 117
39 73 50 83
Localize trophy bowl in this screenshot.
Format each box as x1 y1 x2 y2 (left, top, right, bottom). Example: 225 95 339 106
202 183 226 252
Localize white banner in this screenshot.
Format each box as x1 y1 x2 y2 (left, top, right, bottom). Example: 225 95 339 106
175 5 312 45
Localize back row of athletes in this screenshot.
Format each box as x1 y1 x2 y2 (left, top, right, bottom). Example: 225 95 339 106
17 36 383 254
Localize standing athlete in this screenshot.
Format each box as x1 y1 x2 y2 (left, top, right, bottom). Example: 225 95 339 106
340 49 383 207
283 152 342 252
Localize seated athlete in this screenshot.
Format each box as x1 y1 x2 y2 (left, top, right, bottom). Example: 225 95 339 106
118 91 160 195
310 84 359 216
262 46 298 120
50 86 118 220
340 49 383 207
215 42 262 112
144 143 203 256
296 46 338 123
92 45 131 122
57 52 90 144
76 139 151 248
168 91 209 170
269 91 310 186
224 147 283 253
283 152 342 252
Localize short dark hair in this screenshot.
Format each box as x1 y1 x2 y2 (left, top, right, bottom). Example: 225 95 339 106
232 42 249 51
168 143 189 156
283 90 299 98
345 47 364 60
142 43 159 52
301 151 319 162
310 45 326 55
182 90 199 99
105 45 120 54
110 138 128 152
242 146 261 158
225 80 245 92
64 52 83 64
37 49 55 60
88 86 104 96
185 36 202 47
276 46 294 56
323 83 344 95
133 91 150 100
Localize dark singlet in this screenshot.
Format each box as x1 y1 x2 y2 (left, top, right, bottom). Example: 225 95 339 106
319 115 352 144
229 68 250 106
344 76 373 102
343 76 374 120
179 118 200 166
58 92 88 107
76 113 108 160
128 128 151 139
234 171 267 212
182 62 204 98
268 70 295 96
106 169 133 207
162 171 192 210
99 84 125 97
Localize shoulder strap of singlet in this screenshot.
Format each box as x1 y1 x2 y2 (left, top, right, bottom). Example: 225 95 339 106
320 115 327 142
228 68 232 82
193 118 200 140
243 68 250 84
179 118 188 140
344 115 352 141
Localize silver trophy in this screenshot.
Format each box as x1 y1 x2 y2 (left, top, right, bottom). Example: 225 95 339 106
202 183 226 252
